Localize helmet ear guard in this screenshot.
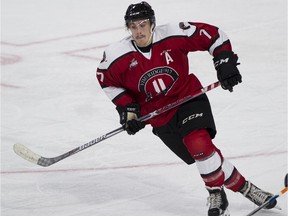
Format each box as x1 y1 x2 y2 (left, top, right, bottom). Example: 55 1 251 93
124 1 156 29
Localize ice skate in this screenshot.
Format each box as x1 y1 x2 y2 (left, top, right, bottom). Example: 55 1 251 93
240 181 277 209
207 187 230 216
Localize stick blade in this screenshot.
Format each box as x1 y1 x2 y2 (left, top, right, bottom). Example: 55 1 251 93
13 143 41 165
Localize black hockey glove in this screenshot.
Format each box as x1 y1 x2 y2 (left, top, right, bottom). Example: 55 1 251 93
213 51 242 92
116 103 145 135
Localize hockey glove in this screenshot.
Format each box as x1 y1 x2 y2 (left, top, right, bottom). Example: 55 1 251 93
213 51 242 92
116 103 145 135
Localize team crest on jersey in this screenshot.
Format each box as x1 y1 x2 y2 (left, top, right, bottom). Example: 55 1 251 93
138 66 179 101
179 22 191 30
100 51 107 63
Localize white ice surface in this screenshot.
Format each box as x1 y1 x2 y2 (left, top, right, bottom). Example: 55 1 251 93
1 0 287 215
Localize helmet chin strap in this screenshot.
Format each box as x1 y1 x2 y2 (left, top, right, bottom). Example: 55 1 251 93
145 24 155 46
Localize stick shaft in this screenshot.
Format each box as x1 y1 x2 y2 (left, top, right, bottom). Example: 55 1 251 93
14 81 220 166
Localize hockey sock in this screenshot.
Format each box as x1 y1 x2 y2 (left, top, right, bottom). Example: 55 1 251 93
222 159 246 192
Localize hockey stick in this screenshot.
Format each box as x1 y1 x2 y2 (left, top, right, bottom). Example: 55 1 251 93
13 81 220 167
246 186 288 216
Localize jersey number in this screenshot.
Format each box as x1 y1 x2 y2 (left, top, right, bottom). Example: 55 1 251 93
152 78 167 93
200 29 212 39
96 72 104 82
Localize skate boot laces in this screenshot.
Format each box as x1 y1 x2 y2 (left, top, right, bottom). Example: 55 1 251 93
207 192 222 209
241 181 277 209
206 187 230 216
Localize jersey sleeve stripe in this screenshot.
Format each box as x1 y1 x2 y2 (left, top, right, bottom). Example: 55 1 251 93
103 86 126 101
212 40 232 56
209 29 229 55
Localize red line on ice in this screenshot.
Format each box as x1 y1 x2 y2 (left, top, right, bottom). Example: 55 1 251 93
1 150 286 175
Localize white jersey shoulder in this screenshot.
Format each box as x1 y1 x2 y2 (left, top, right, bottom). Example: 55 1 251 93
153 22 197 42
98 36 135 70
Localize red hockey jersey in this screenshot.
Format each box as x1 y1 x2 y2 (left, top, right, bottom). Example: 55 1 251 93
96 22 232 127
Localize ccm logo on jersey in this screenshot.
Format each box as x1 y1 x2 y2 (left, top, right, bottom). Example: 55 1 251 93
182 113 203 124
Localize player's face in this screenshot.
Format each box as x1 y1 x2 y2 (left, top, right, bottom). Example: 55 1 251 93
128 19 153 47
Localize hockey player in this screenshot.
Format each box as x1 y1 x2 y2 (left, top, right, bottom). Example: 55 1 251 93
96 1 277 215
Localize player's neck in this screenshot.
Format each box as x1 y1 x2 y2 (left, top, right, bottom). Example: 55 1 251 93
137 43 152 53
